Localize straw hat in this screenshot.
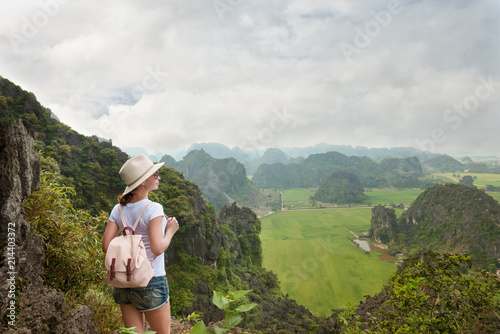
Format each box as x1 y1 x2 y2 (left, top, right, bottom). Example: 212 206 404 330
119 154 164 195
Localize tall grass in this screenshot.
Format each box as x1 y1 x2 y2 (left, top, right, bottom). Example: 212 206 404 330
68 286 122 334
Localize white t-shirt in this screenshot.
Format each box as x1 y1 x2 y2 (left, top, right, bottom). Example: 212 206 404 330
109 199 167 277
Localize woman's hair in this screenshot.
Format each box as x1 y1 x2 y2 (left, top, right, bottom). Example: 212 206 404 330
118 191 134 206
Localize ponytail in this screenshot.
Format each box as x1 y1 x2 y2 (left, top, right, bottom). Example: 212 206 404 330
118 191 134 206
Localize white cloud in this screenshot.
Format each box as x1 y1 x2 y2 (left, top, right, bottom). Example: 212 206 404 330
1 0 499 155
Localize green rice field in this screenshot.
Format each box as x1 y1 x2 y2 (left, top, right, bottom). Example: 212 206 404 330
282 188 424 208
260 208 397 317
282 188 316 208
432 173 500 202
434 172 500 188
488 192 500 202
262 176 500 317
362 189 424 206
282 181 500 209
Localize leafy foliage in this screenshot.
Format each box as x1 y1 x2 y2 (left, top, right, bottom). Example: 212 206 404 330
458 175 475 187
190 290 257 334
167 251 210 315
73 286 122 334
338 250 500 333
23 172 107 295
119 327 156 334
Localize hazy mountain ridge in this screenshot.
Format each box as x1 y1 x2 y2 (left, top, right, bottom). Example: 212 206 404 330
124 142 438 172
126 142 500 179
423 154 464 172
160 149 271 214
252 151 432 189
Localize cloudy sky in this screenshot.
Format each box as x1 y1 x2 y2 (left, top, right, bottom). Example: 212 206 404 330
1 0 499 155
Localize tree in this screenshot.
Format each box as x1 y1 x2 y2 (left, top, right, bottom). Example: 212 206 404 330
340 250 500 333
458 175 474 187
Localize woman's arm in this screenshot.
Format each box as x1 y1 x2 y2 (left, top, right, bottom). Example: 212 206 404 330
149 216 180 257
102 220 120 254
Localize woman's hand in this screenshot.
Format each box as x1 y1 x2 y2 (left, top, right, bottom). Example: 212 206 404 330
150 215 179 256
166 217 179 235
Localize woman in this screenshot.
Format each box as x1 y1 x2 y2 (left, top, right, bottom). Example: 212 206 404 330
102 154 179 334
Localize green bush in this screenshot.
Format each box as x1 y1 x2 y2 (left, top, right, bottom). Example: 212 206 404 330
340 250 500 333
24 171 107 295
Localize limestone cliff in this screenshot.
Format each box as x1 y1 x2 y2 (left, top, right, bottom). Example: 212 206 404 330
0 119 97 333
171 149 270 214
369 205 399 244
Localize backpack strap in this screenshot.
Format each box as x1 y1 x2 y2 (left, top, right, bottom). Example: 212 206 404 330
117 201 151 236
132 202 151 231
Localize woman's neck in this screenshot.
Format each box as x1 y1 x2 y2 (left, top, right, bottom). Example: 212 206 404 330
130 187 149 202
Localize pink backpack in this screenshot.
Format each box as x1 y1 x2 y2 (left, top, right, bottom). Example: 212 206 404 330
105 202 154 288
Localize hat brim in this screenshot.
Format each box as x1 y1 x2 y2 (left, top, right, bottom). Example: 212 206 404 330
122 162 164 195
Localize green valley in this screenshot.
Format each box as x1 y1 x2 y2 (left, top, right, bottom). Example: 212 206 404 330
264 183 500 317
261 208 397 317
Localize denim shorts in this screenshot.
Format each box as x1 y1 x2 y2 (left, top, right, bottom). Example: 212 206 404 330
112 276 169 312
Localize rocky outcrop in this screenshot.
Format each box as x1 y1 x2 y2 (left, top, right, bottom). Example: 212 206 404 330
371 206 397 230
182 203 263 324
218 203 262 266
370 205 398 244
0 119 97 333
402 184 500 263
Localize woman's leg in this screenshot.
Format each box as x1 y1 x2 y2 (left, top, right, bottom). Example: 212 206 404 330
120 304 145 333
144 301 171 334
